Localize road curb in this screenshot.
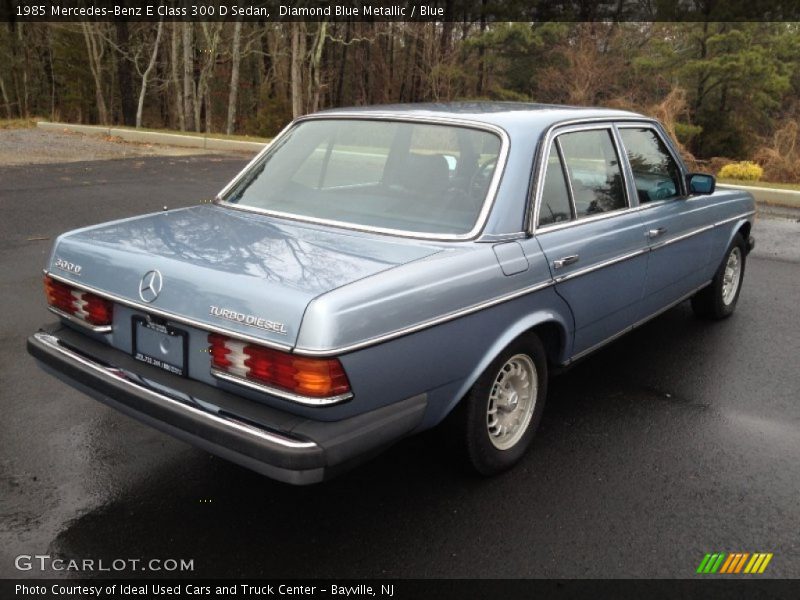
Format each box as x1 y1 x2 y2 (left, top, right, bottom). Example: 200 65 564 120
36 121 267 153
719 183 800 211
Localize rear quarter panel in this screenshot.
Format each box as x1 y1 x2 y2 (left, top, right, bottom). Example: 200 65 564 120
337 285 572 428
296 243 571 426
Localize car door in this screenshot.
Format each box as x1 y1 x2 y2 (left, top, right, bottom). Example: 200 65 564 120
616 124 718 320
529 124 650 359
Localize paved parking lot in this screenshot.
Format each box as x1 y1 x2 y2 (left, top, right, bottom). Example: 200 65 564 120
1 155 799 579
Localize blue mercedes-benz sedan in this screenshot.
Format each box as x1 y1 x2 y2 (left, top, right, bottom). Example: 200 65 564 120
28 103 755 484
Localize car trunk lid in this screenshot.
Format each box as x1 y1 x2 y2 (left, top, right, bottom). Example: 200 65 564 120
47 204 442 348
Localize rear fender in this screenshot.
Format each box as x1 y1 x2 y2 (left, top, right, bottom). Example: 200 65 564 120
438 310 570 422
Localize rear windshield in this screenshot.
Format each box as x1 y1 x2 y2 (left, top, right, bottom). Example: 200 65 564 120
222 119 503 236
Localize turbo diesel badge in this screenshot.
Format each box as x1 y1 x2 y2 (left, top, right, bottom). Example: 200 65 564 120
209 306 287 335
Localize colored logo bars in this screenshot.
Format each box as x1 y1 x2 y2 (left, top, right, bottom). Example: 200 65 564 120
697 553 773 574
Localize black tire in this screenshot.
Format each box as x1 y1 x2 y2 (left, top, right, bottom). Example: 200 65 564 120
691 233 747 319
460 334 548 476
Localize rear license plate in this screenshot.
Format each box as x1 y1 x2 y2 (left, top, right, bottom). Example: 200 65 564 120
132 316 188 376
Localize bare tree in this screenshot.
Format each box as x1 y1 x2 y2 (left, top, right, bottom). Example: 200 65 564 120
182 22 195 130
114 22 136 126
290 23 305 118
170 23 185 130
0 75 11 118
81 22 109 124
225 21 242 135
135 20 163 128
195 22 222 132
307 21 327 113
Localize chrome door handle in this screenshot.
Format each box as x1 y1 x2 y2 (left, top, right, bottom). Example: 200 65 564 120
553 255 579 269
647 227 667 239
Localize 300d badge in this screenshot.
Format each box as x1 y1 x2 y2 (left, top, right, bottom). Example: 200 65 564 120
54 257 82 275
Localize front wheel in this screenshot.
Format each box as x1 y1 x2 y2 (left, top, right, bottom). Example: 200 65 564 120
460 335 548 476
691 233 747 319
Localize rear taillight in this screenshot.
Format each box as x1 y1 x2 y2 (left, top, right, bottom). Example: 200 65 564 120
44 276 114 327
209 333 351 401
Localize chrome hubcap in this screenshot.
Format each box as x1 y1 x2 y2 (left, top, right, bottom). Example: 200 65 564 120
722 247 742 306
487 354 537 450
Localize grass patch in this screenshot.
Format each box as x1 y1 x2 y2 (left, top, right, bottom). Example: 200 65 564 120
0 117 40 129
718 178 800 192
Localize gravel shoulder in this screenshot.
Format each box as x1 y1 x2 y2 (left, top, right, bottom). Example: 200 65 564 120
0 128 233 165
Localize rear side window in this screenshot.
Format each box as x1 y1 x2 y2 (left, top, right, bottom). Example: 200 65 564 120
538 145 573 226
618 127 682 202
558 129 627 218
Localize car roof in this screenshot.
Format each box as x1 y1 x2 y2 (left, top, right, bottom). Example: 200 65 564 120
313 102 645 133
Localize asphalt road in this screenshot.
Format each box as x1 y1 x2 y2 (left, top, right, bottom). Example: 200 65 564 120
1 155 799 579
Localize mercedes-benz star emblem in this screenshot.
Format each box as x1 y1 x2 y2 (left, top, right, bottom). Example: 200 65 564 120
138 269 163 303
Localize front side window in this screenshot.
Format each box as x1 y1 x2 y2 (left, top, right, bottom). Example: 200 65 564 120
557 129 627 218
618 127 682 203
223 119 502 236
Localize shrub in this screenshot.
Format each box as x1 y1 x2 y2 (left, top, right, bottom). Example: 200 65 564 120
718 161 763 181
754 120 800 183
708 157 734 175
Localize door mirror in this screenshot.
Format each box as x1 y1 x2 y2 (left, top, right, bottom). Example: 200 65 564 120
687 173 715 195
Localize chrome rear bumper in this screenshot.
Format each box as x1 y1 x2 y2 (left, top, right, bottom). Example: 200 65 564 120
28 326 426 484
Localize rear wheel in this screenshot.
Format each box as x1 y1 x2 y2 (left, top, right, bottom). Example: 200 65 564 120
691 233 747 319
461 335 548 475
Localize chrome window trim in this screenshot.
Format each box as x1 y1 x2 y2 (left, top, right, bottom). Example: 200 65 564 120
529 116 668 235
33 332 317 449
43 270 293 352
633 197 672 212
536 138 576 229
47 306 112 334
535 204 641 235
214 113 511 242
475 232 528 243
611 123 641 211
534 191 749 237
555 138 577 220
210 369 353 406
546 123 633 222
535 121 637 229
